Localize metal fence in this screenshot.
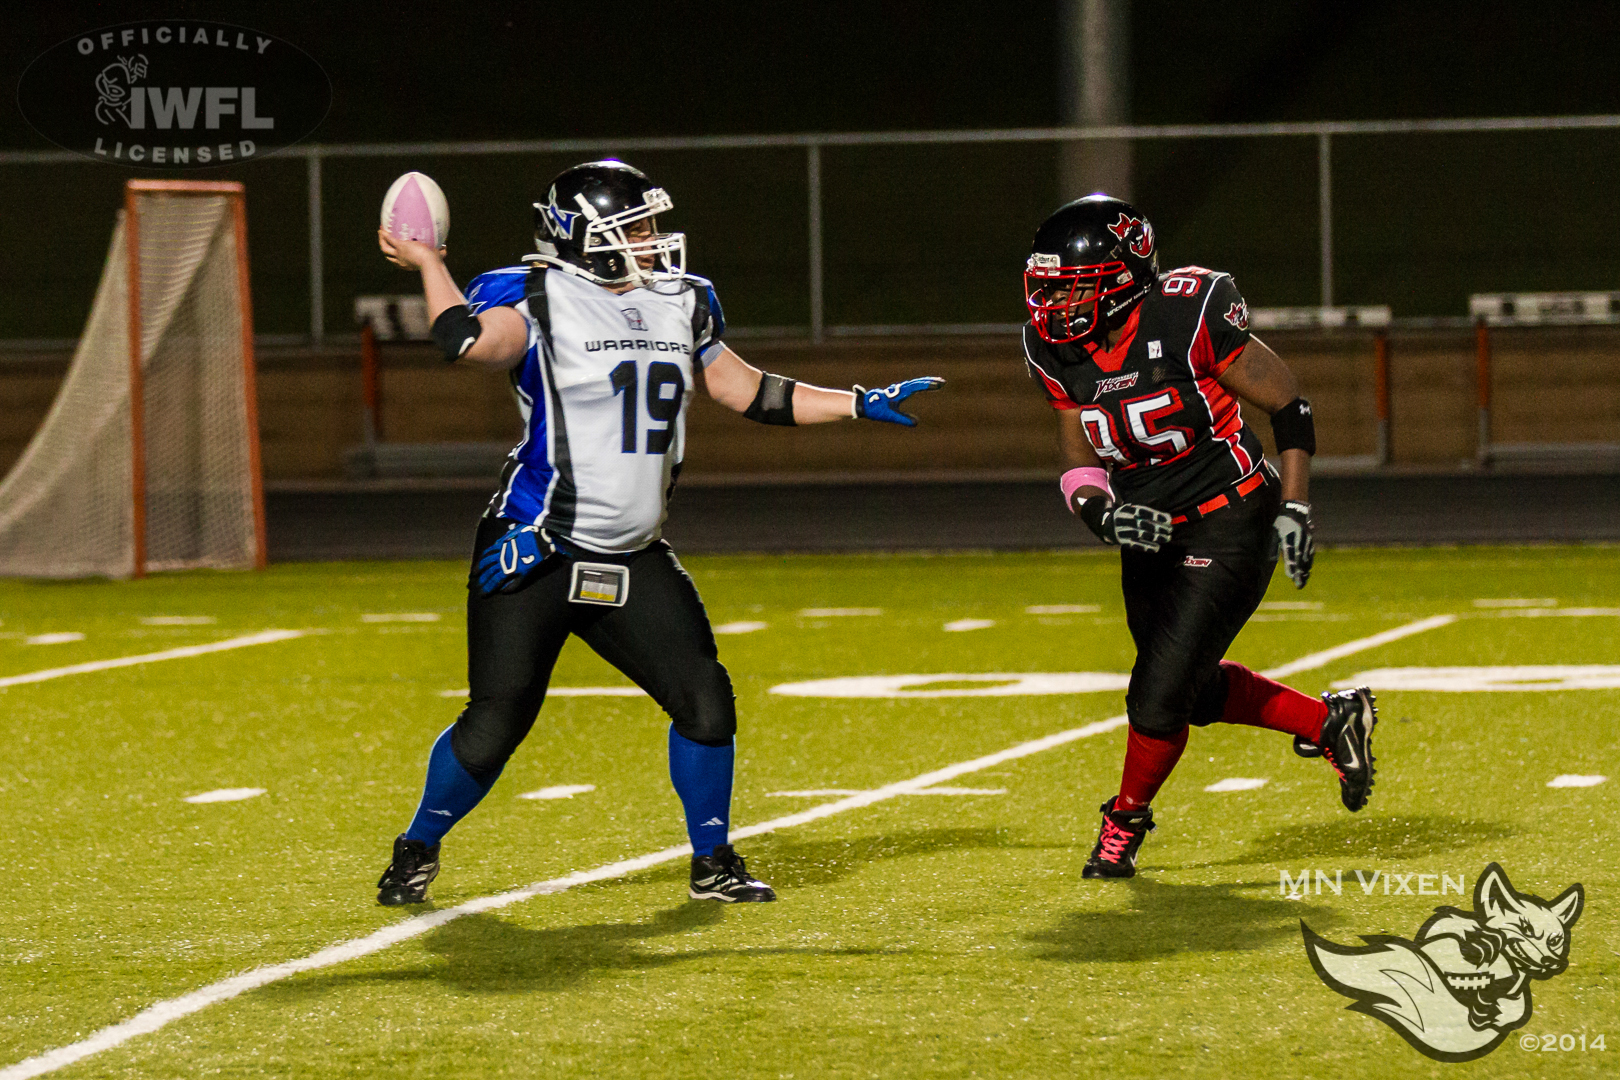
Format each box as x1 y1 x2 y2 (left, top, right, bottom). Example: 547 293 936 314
5 113 1620 345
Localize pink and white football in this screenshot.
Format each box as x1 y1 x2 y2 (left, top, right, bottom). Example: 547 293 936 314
380 171 450 248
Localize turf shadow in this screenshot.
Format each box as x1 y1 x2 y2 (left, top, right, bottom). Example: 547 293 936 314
1192 814 1516 870
619 827 1070 890
261 904 894 998
1025 877 1341 964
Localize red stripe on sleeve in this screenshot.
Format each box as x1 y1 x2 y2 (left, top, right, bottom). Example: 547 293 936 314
1189 321 1217 378
1210 341 1246 377
1199 376 1244 439
1030 362 1079 409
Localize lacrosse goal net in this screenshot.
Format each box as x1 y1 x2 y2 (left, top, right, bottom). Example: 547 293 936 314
0 180 266 578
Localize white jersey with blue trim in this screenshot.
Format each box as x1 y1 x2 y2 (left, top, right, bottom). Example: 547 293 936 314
465 265 725 554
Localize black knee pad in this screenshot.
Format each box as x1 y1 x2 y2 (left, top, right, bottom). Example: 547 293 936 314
666 661 737 747
1125 690 1191 739
1187 665 1232 728
450 700 537 777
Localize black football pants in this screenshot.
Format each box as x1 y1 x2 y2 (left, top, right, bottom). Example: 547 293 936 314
448 516 737 777
1120 474 1281 737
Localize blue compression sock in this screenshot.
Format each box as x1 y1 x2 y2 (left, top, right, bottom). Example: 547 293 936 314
667 726 734 857
403 725 502 847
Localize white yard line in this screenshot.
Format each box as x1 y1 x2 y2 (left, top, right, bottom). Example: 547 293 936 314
1482 607 1620 618
0 631 308 690
0 614 1452 1080
1260 614 1456 679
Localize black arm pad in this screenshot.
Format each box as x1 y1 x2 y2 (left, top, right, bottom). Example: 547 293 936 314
1270 397 1316 456
743 372 798 426
431 304 483 363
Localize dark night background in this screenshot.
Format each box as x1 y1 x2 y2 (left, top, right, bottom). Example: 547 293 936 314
5 2 1620 336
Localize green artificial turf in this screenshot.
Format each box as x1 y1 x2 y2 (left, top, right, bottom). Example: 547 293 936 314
1 547 1615 1078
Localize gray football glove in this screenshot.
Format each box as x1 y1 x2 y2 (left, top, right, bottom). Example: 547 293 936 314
1272 500 1315 588
1079 499 1173 552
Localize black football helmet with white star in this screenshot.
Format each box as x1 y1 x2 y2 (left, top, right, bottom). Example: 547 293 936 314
528 160 685 286
1025 194 1159 344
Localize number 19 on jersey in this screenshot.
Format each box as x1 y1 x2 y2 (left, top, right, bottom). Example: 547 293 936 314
610 360 686 454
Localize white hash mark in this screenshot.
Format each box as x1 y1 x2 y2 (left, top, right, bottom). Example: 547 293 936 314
24 633 84 645
1203 777 1268 792
1546 775 1606 788
519 785 597 800
183 788 266 804
943 619 995 632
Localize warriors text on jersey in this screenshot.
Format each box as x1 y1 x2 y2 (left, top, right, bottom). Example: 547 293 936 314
465 265 725 553
1023 266 1265 510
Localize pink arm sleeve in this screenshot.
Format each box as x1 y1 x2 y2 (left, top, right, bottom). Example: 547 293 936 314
1060 467 1112 512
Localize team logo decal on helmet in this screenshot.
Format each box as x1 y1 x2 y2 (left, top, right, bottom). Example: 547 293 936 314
538 193 580 239
1025 195 1160 345
1106 213 1155 259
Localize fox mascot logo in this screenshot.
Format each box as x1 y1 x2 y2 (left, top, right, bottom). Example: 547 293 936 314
1302 863 1582 1061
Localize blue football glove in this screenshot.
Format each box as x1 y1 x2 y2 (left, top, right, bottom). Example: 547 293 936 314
854 377 945 427
475 523 555 596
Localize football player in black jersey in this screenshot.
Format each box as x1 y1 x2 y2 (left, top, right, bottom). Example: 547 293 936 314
1020 195 1378 879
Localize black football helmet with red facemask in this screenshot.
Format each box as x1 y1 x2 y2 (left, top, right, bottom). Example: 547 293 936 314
1025 195 1158 345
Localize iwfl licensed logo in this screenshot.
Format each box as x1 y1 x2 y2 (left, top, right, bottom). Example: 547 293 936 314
17 21 329 168
1302 862 1583 1062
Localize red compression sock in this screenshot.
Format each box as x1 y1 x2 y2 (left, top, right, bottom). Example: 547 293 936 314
1116 725 1189 811
1217 661 1328 741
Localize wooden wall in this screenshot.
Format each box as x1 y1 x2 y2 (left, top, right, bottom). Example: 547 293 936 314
2 326 1616 482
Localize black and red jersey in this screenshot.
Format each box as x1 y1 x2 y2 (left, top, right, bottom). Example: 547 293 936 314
1023 266 1265 510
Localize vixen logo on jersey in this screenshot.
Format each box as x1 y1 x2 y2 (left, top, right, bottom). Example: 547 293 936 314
1224 301 1250 331
1106 213 1155 259
620 307 648 331
1182 556 1212 568
1093 372 1140 400
1303 862 1584 1062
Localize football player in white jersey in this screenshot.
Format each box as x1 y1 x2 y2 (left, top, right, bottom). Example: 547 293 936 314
374 160 942 905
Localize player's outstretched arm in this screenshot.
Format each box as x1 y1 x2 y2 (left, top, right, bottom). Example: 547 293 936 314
377 229 528 368
696 345 943 426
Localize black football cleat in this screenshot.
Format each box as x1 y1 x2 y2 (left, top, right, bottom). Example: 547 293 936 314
1316 687 1378 812
1082 797 1156 879
377 834 440 906
689 844 776 902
